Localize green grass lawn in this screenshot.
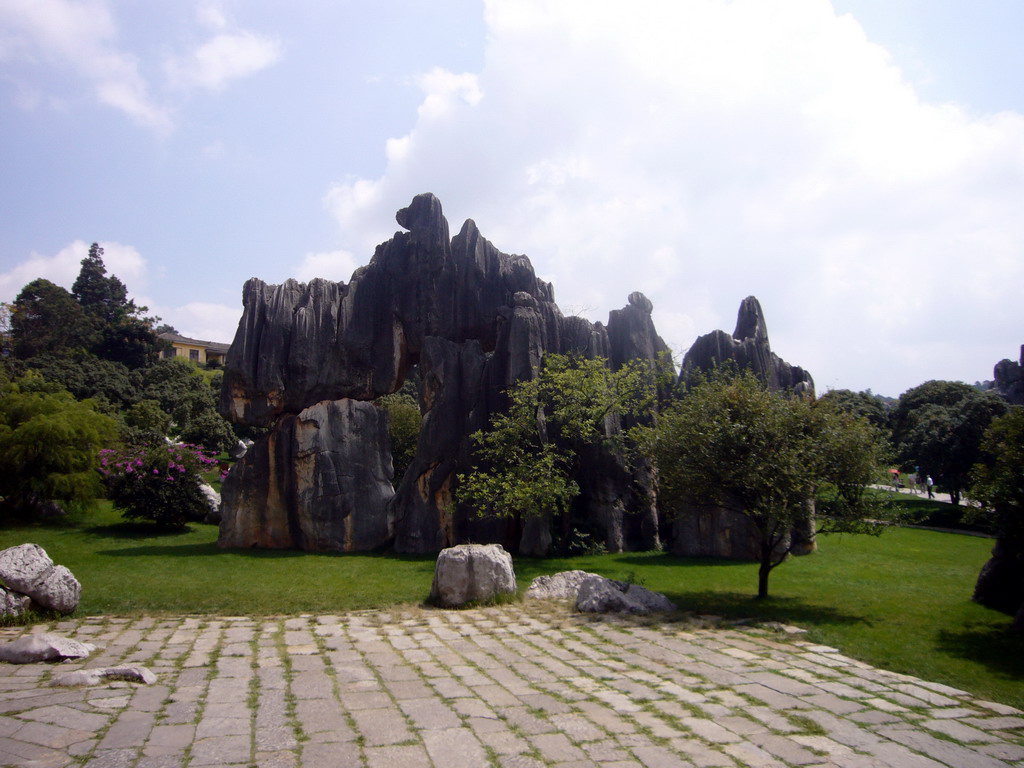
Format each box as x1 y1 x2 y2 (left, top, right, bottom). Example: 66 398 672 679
1 502 1021 709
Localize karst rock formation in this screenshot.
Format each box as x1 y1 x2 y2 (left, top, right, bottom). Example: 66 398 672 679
218 193 671 556
993 345 1024 405
218 193 814 558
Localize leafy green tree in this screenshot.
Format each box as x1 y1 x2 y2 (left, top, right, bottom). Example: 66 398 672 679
644 371 891 599
970 407 1024 543
374 392 421 482
819 388 890 431
456 354 657 543
22 352 142 412
895 381 1008 505
141 359 235 453
0 373 118 517
72 244 160 368
11 279 95 359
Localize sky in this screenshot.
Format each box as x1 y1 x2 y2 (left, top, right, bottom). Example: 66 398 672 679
2 0 1023 398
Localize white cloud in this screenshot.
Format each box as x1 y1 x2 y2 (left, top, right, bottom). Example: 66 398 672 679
293 250 361 284
165 30 283 93
0 0 172 131
158 301 241 344
323 0 1024 396
0 240 147 303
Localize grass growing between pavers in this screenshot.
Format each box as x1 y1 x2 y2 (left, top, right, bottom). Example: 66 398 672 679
1 501 1021 710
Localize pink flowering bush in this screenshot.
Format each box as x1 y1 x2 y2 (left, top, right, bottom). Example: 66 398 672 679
100 441 218 528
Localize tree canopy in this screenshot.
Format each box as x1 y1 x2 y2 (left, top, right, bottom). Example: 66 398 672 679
0 372 119 517
456 353 658 546
970 407 1024 544
643 371 892 598
894 380 1008 504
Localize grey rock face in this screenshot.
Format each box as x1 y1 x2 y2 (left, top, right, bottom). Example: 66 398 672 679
219 398 394 552
0 544 81 613
0 587 30 617
994 346 1024 405
0 633 96 664
429 543 517 608
52 665 156 687
575 574 676 614
220 194 673 555
679 296 814 395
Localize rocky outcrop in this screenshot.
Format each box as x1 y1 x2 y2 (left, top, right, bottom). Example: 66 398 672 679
218 398 394 552
0 633 95 664
994 346 1024 405
0 544 81 614
679 296 813 395
429 543 516 607
219 194 673 556
575 574 676 614
973 538 1024 629
52 666 156 687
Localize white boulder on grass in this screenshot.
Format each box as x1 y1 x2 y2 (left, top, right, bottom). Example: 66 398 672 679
525 570 599 600
527 569 676 615
0 543 81 614
430 543 516 608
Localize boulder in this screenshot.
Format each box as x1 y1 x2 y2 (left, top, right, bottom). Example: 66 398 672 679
429 543 516 607
0 544 81 613
525 570 599 600
0 633 96 664
199 482 221 525
575 574 676 615
52 665 156 687
0 587 31 618
973 537 1024 616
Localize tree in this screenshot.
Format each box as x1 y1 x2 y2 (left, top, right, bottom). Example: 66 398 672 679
895 381 1008 505
967 407 1024 620
0 373 118 517
644 371 891 599
101 440 219 528
374 392 421 483
456 354 658 545
71 243 160 368
11 279 95 359
141 359 235 453
818 388 890 431
970 407 1024 543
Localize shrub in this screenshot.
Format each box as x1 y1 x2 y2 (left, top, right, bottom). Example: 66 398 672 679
100 441 218 528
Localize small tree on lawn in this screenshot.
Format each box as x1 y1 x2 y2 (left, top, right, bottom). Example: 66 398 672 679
456 353 660 548
100 440 219 528
643 370 892 599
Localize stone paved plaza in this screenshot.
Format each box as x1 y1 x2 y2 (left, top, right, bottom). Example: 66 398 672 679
0 602 1021 768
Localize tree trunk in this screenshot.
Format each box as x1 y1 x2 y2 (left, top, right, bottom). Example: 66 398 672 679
757 558 771 599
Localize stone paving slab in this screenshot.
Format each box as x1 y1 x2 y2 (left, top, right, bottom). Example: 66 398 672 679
0 603 1020 767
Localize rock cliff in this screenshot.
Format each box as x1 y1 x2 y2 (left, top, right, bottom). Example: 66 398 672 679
219 194 669 555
